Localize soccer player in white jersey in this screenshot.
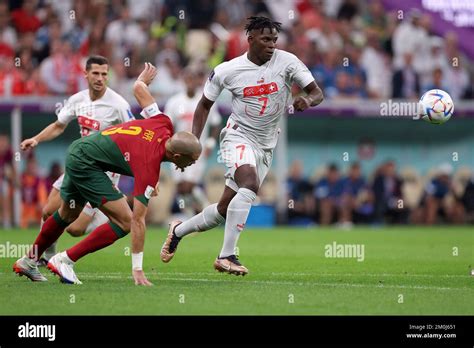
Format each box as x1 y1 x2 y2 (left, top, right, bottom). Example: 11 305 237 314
165 65 221 217
161 16 324 275
15 56 133 280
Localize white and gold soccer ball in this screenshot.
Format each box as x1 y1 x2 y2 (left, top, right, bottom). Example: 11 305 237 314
418 89 454 125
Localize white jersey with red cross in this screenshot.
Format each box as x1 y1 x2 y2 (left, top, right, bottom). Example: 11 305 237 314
203 49 314 149
57 87 134 137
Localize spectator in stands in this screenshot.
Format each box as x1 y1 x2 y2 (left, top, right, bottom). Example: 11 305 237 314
337 0 359 22
332 70 359 100
287 160 314 225
372 160 407 224
105 6 147 61
418 163 465 224
314 163 345 225
296 0 324 30
0 134 16 228
216 0 251 28
64 1 90 52
0 2 17 50
362 0 387 39
392 9 429 74
21 156 46 228
341 162 373 226
44 162 62 195
461 175 474 224
360 28 391 98
392 53 420 99
39 39 84 94
443 60 470 101
307 17 343 55
311 49 342 96
420 37 447 90
35 18 62 63
424 66 449 92
11 0 41 34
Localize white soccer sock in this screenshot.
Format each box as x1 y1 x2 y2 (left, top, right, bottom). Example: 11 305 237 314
219 188 256 258
85 210 109 235
42 218 57 260
175 203 225 238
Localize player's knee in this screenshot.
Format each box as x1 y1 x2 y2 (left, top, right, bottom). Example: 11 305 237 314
42 207 53 221
239 181 259 194
216 202 228 218
119 215 132 233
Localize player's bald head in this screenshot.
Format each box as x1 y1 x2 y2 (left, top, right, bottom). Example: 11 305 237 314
168 131 202 158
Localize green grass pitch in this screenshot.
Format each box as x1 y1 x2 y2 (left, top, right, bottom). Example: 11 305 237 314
0 226 472 315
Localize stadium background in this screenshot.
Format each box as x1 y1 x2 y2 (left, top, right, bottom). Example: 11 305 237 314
0 0 473 228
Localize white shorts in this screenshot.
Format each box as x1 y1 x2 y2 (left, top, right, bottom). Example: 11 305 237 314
219 120 274 192
52 171 121 216
172 156 205 184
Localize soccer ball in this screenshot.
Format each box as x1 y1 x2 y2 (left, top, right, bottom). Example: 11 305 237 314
418 89 454 125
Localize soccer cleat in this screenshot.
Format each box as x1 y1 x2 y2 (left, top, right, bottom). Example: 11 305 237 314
13 256 48 282
160 220 182 263
214 255 249 276
47 252 82 285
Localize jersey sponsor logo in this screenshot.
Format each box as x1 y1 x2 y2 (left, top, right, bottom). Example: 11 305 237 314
243 82 278 97
257 77 265 84
208 70 215 81
78 116 100 131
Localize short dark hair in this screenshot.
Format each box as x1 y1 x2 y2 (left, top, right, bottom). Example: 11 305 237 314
244 16 282 35
85 55 109 70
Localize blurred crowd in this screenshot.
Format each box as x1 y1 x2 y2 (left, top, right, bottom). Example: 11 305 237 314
286 160 474 227
0 0 472 103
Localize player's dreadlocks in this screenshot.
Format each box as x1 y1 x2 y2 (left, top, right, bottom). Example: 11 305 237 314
245 16 282 35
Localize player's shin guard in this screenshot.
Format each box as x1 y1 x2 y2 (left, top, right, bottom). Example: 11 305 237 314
174 203 225 238
219 188 256 258
66 221 127 262
28 211 69 261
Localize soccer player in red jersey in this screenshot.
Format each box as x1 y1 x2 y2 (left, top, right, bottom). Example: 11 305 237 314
14 63 202 285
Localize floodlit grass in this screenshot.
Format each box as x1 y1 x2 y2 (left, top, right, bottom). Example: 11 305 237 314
0 226 472 315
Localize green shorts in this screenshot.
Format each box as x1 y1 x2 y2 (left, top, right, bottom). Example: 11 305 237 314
60 139 123 209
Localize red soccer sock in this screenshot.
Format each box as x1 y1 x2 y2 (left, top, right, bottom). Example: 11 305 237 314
66 222 127 262
28 211 69 261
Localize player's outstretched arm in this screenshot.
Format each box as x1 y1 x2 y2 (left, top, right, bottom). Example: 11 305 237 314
192 95 214 139
131 197 152 286
293 81 324 112
20 121 67 151
133 62 158 114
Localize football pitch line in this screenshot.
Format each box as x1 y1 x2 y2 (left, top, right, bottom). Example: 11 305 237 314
71 272 471 291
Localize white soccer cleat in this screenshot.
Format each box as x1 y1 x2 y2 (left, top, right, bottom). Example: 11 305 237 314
47 252 82 285
13 256 48 282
